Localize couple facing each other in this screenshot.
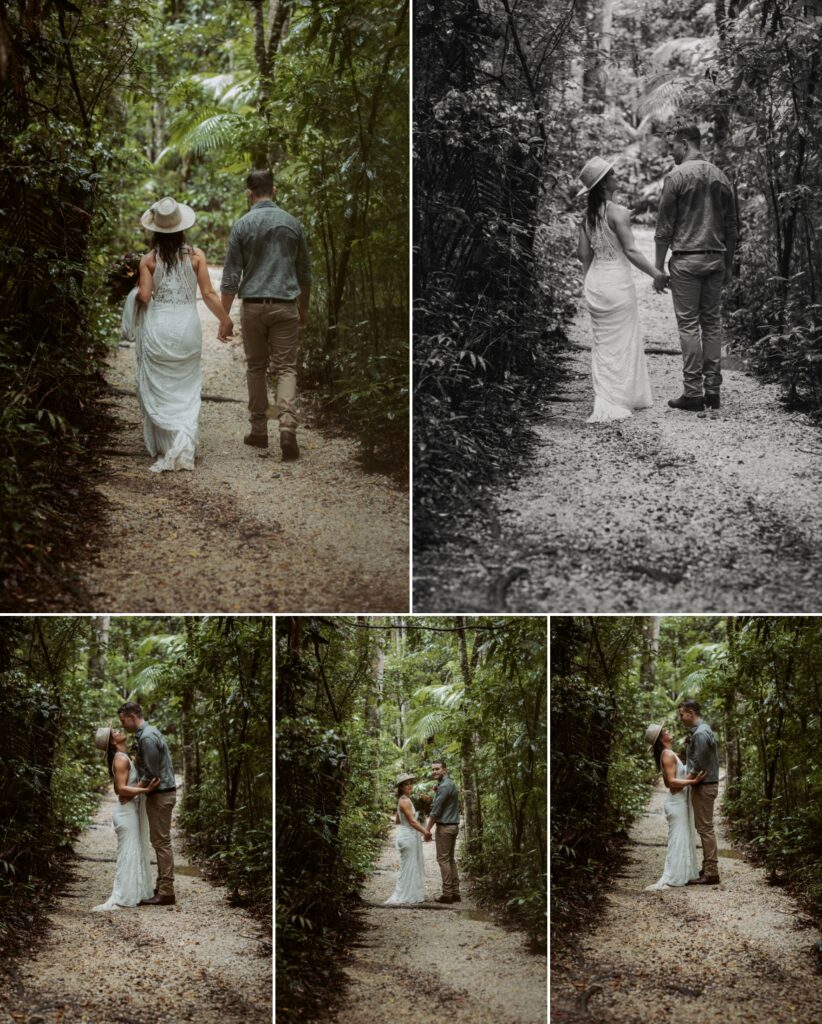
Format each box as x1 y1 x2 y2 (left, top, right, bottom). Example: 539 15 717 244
576 123 738 423
645 699 720 892
384 760 461 906
92 702 177 912
121 168 312 472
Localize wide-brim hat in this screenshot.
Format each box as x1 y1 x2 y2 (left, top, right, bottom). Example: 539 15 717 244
396 773 416 786
140 196 196 233
95 726 112 752
645 723 664 748
576 156 614 198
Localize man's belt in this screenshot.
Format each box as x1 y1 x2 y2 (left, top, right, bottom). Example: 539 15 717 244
243 296 294 303
151 786 177 793
671 250 725 255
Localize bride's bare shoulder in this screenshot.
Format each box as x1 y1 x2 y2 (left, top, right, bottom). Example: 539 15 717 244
140 250 156 268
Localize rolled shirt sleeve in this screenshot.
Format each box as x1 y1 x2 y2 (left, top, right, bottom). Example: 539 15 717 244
139 732 165 781
654 175 677 248
220 224 243 295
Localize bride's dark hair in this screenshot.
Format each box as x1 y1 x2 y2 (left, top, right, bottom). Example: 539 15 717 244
106 733 117 779
396 782 412 799
585 178 609 234
152 230 187 270
652 735 665 772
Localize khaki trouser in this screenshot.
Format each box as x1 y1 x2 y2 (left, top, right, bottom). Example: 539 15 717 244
145 790 176 896
240 300 300 435
691 782 719 878
669 253 725 398
435 824 460 897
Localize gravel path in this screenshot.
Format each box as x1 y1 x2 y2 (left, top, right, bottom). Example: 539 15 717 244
413 229 822 612
0 785 271 1024
74 268 408 612
327 821 547 1024
551 777 822 1024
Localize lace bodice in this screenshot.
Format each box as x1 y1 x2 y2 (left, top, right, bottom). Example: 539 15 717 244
588 202 623 262
152 250 198 305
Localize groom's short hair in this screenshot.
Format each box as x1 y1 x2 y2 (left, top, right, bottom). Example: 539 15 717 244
432 759 446 768
679 699 701 715
118 701 143 717
672 124 701 148
247 169 274 197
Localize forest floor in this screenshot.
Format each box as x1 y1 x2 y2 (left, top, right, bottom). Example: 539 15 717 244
413 228 822 612
551 776 822 1024
327 820 547 1024
0 784 271 1024
61 266 407 612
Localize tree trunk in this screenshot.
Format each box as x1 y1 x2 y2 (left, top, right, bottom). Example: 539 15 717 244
88 615 110 687
639 616 659 691
455 617 482 859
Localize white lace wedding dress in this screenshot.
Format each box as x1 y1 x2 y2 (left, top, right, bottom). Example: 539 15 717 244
121 248 202 472
93 755 154 911
584 202 653 422
384 802 425 905
646 752 700 890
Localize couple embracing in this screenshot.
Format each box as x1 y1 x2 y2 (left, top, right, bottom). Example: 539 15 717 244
384 760 461 907
92 702 177 912
577 124 737 422
645 699 720 891
121 169 311 471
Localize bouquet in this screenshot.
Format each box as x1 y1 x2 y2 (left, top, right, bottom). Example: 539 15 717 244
106 251 142 302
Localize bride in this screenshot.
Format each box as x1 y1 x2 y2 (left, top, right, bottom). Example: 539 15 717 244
121 196 234 473
644 723 705 891
384 773 432 905
576 157 665 422
92 726 159 911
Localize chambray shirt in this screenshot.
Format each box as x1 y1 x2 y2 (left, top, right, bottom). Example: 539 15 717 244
220 200 312 299
429 774 460 825
655 159 737 253
686 719 719 785
135 722 176 790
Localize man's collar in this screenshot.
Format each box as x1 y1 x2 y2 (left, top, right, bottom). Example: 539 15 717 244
251 199 276 208
688 718 703 731
135 721 147 736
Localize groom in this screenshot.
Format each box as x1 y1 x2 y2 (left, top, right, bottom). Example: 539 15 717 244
118 701 178 906
678 699 720 885
424 760 461 904
219 169 312 461
654 124 737 413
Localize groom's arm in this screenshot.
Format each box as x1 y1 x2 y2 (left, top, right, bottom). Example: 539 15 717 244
654 177 677 271
139 732 165 784
688 729 709 778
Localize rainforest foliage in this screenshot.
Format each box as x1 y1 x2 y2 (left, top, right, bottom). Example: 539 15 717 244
276 616 547 1021
551 616 822 938
0 0 408 605
0 615 272 956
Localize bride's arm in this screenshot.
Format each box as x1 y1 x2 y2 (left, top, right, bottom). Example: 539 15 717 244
113 757 160 804
192 248 233 333
610 207 668 285
398 796 430 837
137 254 154 305
661 751 705 791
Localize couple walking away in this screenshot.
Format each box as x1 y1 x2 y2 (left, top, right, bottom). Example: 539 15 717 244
645 699 720 891
120 168 312 471
92 703 177 912
384 760 461 906
577 124 737 422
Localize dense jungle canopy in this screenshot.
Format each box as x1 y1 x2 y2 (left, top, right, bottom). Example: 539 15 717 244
276 615 547 1021
551 616 822 938
414 0 822 545
0 0 408 606
0 615 272 955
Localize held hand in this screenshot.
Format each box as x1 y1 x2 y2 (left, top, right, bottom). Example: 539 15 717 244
143 776 161 792
423 830 433 842
691 770 707 784
218 318 234 342
652 270 669 293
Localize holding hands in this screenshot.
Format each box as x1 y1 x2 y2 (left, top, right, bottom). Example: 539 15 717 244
423 829 433 842
217 317 234 342
652 269 670 293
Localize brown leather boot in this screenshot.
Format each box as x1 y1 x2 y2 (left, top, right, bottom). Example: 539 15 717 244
244 432 268 449
139 894 176 906
280 430 300 461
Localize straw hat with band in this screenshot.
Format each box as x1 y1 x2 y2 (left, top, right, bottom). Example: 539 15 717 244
395 772 416 786
95 726 112 752
140 196 196 233
576 156 614 198
645 723 664 748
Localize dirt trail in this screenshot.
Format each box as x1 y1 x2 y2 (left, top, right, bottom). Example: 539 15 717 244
551 778 822 1024
413 229 822 612
73 267 407 612
327 822 546 1024
0 785 271 1024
